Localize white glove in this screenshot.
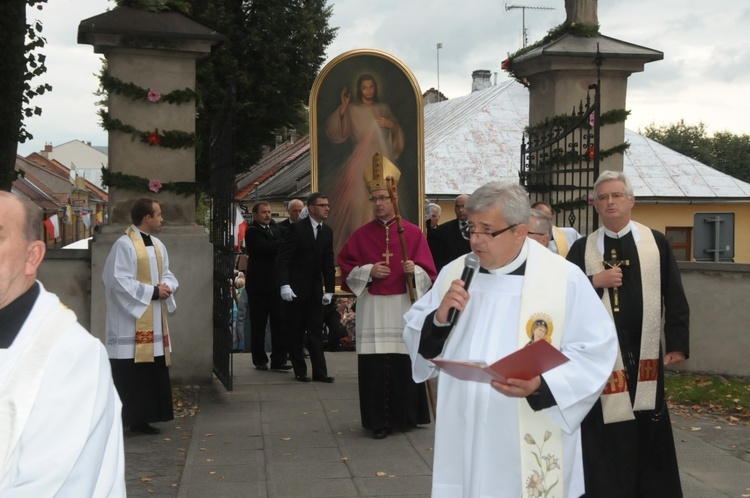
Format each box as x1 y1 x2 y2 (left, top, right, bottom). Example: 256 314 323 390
280 285 297 302
322 293 333 305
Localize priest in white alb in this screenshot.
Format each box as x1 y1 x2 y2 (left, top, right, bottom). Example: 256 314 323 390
0 192 125 496
103 197 178 435
403 182 618 497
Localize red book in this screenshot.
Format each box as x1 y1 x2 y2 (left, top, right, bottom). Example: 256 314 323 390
429 339 569 384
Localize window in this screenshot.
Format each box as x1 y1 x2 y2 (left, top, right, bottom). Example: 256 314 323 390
665 227 692 261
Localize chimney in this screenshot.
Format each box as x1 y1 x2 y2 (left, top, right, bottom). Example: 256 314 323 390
471 69 492 92
44 143 53 153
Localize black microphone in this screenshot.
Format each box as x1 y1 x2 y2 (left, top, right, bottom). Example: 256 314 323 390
447 252 481 326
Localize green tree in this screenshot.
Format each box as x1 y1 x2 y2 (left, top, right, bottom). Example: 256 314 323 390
642 120 750 184
0 0 51 191
189 0 336 183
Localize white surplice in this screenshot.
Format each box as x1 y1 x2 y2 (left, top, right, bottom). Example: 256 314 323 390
103 227 178 359
403 241 617 498
0 283 125 496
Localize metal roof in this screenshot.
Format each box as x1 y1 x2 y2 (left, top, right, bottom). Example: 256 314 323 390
423 81 750 200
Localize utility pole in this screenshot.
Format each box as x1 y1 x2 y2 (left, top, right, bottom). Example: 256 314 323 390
505 4 555 48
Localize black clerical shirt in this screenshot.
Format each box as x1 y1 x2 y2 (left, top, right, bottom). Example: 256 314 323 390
0 282 40 348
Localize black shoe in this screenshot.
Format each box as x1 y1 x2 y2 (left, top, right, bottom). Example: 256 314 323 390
131 423 160 435
255 364 269 371
312 376 335 383
372 428 390 439
294 375 311 382
270 364 293 371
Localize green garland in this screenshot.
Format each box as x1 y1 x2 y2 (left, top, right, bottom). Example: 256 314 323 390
551 197 590 213
526 109 630 138
100 111 197 149
101 168 203 196
502 22 601 86
100 72 199 105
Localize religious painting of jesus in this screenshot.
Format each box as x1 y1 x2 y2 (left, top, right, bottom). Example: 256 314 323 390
310 49 424 259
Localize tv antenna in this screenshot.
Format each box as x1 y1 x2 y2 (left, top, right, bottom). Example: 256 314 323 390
505 4 555 48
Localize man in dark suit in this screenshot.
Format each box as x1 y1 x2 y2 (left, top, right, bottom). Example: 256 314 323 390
244 202 291 371
427 194 471 272
277 193 336 383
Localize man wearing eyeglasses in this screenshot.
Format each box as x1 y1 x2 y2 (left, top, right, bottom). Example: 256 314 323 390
403 181 617 497
567 170 689 498
427 194 472 272
277 193 336 383
338 159 437 439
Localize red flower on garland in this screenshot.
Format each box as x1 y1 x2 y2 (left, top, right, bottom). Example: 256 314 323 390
588 146 595 159
147 131 161 146
501 57 511 72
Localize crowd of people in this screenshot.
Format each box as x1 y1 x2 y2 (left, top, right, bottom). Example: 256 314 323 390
0 167 690 497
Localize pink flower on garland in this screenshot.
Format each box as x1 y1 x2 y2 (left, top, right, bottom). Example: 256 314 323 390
148 179 162 193
147 131 161 146
148 89 161 103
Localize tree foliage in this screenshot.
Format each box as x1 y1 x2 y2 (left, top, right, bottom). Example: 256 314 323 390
188 0 337 183
642 120 750 184
0 0 51 191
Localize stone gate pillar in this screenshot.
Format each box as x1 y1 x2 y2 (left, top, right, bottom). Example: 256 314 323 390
511 34 662 173
79 7 224 384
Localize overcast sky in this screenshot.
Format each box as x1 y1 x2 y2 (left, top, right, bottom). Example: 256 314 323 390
17 0 750 156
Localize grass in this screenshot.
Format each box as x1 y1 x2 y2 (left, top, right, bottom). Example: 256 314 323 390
665 372 750 418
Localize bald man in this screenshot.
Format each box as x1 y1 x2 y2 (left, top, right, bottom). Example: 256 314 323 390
0 192 125 495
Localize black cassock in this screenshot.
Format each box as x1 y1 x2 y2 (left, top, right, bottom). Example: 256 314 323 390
567 228 689 498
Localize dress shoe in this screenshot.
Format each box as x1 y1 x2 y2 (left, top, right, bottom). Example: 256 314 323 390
294 375 311 382
255 364 269 371
270 364 293 371
312 376 335 383
372 428 390 439
130 423 160 435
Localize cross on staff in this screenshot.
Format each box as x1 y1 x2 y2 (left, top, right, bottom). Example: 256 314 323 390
602 248 629 312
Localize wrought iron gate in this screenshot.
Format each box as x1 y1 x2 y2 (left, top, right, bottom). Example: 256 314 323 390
209 89 236 391
520 81 601 235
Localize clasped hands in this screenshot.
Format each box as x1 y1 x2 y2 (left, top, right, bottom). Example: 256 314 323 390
370 260 414 280
157 282 172 300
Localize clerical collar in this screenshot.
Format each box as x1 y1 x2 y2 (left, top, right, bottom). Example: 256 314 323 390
603 223 632 239
0 282 40 348
134 226 153 246
485 239 529 275
377 217 397 228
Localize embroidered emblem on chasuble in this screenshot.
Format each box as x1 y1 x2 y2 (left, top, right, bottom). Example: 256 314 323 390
525 313 554 344
602 369 628 395
126 226 171 365
584 222 660 423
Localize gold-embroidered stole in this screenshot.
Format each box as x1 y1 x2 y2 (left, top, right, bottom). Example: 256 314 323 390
126 227 170 365
552 226 569 258
517 244 566 497
584 222 660 423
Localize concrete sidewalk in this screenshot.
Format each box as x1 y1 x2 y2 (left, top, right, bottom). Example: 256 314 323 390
175 351 750 498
